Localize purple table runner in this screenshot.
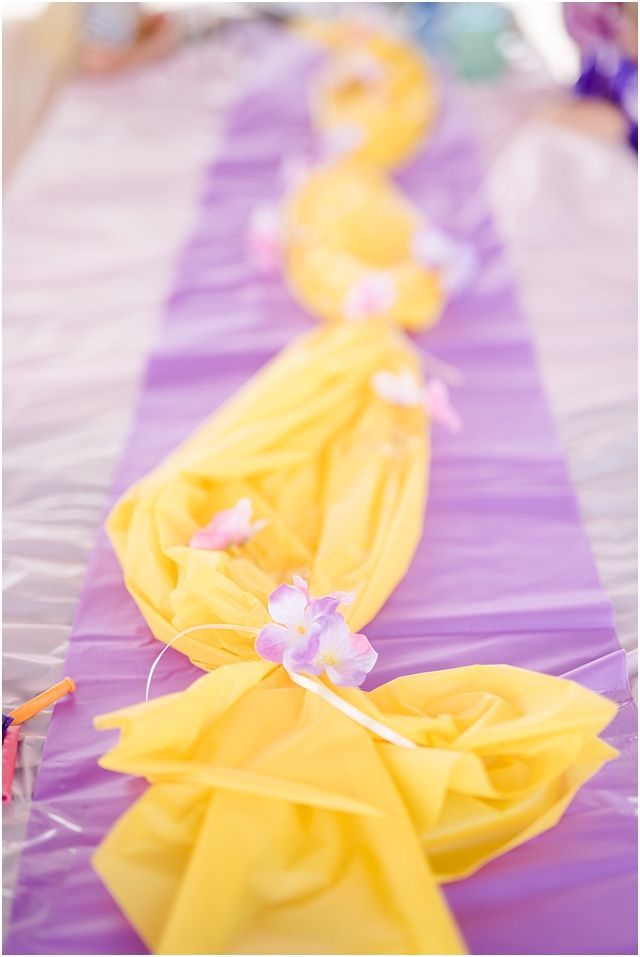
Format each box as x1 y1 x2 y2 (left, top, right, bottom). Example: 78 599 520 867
6 27 637 955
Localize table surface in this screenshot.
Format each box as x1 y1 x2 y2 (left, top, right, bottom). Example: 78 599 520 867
3 22 637 932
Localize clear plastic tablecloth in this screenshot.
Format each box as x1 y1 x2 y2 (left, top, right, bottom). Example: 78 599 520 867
2 28 244 920
466 74 637 688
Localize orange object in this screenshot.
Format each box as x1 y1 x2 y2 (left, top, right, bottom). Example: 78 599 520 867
2 726 19 803
8 677 76 726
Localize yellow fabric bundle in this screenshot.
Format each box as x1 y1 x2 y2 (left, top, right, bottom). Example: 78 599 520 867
284 160 445 330
280 24 445 330
107 320 429 671
306 23 437 168
94 661 616 955
97 282 618 957
94 22 619 956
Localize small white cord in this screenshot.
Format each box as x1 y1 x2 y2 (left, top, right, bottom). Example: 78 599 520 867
145 623 259 702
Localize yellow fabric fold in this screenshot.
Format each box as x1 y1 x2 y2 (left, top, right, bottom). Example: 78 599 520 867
301 22 438 169
93 662 616 954
107 320 429 671
284 160 445 329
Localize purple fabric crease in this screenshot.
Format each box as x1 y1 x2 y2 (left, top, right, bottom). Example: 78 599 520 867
5 26 637 956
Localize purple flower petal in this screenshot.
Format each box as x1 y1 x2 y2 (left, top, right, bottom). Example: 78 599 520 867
190 497 265 550
308 596 340 616
424 379 463 433
189 527 232 550
255 623 293 663
267 583 308 628
328 632 378 687
326 662 369 687
313 619 378 687
291 575 310 600
308 590 354 617
316 612 353 646
283 630 322 676
256 579 377 686
331 590 355 605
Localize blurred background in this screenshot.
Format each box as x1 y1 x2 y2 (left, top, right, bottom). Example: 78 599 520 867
2 0 637 930
3 2 638 181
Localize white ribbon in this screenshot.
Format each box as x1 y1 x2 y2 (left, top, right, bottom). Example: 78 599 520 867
287 669 417 749
145 622 417 749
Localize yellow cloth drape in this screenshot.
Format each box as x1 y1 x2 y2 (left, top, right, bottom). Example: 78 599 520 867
283 24 444 330
96 229 619 957
303 22 438 169
284 160 445 329
93 23 619 956
94 661 616 955
107 320 429 671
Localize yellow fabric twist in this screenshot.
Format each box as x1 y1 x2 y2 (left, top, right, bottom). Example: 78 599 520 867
98 294 617 957
284 160 445 330
107 320 429 671
94 24 619 956
94 661 616 955
278 24 447 331
305 23 438 169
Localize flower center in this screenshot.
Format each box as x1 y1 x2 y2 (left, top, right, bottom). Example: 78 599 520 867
320 650 339 667
296 624 307 636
